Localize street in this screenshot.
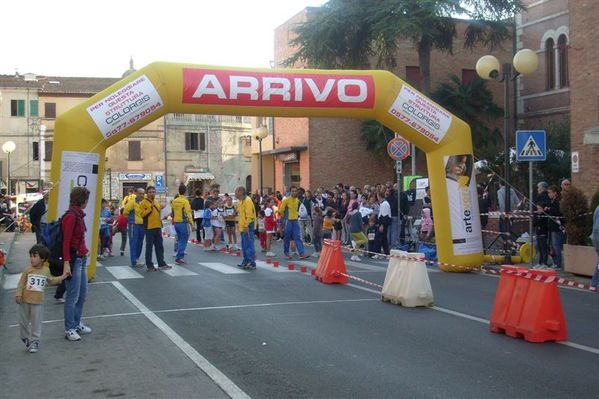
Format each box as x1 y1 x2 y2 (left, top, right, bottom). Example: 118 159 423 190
1 232 598 398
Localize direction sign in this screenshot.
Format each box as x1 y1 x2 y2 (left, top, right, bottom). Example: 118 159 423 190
387 137 410 161
516 130 546 161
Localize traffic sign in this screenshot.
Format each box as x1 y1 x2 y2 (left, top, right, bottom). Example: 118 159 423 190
516 130 546 161
387 137 410 161
155 174 167 193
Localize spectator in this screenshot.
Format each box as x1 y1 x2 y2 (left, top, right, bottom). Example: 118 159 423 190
223 196 238 250
172 184 195 265
377 192 391 255
312 206 324 258
123 188 146 268
299 190 313 244
115 208 128 256
190 189 204 243
497 182 520 214
29 190 49 244
235 186 257 270
138 186 171 271
98 199 112 260
545 185 564 269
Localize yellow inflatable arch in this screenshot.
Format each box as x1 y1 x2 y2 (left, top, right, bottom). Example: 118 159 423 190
49 62 483 279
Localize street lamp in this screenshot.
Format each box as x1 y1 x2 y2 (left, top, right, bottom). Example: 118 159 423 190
39 124 46 185
476 49 538 261
2 140 16 195
255 126 269 196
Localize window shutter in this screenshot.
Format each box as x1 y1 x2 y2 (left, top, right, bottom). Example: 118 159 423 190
185 132 191 150
10 100 18 116
44 141 53 161
45 103 56 118
199 133 206 151
128 141 141 161
32 142 39 161
18 100 25 117
30 100 39 117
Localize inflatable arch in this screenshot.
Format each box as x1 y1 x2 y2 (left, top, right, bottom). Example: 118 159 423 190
48 62 483 279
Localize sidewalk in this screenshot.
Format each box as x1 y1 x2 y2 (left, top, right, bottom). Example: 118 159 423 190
0 232 229 399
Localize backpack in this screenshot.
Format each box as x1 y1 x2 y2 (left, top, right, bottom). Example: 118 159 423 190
299 202 308 219
41 209 80 277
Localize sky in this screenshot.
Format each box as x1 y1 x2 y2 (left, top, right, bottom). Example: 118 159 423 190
2 0 325 78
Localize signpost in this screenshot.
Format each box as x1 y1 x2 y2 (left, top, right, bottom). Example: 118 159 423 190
516 130 547 268
155 174 167 193
388 136 411 248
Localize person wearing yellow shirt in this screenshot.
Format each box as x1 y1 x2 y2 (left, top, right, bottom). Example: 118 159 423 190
121 188 136 210
278 186 309 260
235 186 257 270
138 186 171 271
123 188 146 268
172 185 195 264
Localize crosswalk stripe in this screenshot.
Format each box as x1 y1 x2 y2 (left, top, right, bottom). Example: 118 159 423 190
161 267 198 277
198 262 247 274
105 266 144 279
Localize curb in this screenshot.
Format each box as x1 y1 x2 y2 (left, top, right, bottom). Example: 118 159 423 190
0 232 19 295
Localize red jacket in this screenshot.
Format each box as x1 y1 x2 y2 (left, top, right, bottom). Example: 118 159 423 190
62 205 88 262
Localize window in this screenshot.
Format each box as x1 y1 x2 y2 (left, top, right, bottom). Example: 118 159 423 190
32 142 39 161
545 38 555 90
44 102 56 119
405 66 421 90
461 69 477 85
557 34 568 88
44 141 53 161
128 141 141 161
30 100 39 117
10 100 25 117
185 132 206 151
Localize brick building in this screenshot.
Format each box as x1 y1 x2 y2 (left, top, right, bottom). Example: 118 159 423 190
272 8 511 192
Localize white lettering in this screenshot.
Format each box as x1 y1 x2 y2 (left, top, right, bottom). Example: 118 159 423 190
294 78 303 101
192 74 226 99
338 79 367 103
263 77 291 101
305 78 335 102
230 76 259 100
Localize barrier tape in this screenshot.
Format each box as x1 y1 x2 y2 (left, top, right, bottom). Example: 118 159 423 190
160 231 596 293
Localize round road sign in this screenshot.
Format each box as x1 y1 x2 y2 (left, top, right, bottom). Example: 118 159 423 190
387 137 410 161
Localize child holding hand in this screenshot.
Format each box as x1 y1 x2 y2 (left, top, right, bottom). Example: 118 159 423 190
16 244 68 353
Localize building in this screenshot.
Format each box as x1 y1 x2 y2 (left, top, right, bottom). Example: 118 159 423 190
517 0 598 199
268 8 512 193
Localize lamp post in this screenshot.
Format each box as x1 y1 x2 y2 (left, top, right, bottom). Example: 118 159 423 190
39 124 46 185
2 140 16 195
255 126 269 196
476 48 538 261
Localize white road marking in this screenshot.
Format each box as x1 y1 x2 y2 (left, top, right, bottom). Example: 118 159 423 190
112 281 251 399
3 273 21 290
346 280 599 356
96 261 103 267
161 267 198 277
198 262 247 274
105 266 144 280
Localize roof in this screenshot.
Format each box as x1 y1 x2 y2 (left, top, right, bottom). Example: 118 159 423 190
262 146 307 155
0 74 119 95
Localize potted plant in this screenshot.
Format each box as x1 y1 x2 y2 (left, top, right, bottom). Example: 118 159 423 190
561 186 594 276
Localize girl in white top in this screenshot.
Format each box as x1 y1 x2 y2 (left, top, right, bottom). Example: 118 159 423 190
211 200 225 249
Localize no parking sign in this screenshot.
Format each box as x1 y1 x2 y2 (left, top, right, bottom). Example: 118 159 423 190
387 137 410 161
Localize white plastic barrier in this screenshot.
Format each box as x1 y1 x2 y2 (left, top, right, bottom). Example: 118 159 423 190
382 250 434 307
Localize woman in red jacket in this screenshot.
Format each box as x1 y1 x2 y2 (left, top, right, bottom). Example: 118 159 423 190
62 187 91 341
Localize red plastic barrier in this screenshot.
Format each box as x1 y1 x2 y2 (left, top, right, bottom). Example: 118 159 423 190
313 239 348 284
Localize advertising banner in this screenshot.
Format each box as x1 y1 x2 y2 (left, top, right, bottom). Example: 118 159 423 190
182 69 375 109
58 151 100 262
444 154 482 256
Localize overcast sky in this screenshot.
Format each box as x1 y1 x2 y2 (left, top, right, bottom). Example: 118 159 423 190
2 0 325 78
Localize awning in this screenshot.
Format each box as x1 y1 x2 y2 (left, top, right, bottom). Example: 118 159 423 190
184 172 215 184
262 146 307 156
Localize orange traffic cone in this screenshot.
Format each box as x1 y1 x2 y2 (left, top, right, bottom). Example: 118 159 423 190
490 266 528 334
314 240 348 284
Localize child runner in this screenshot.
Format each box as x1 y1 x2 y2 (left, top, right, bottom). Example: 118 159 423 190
366 215 380 259
349 202 368 261
263 198 277 257
257 210 266 252
311 206 324 258
16 244 68 353
202 201 215 250
98 199 112 260
323 209 334 239
212 200 224 250
116 208 128 256
223 196 238 250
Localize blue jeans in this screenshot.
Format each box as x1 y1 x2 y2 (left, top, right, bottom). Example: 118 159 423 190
64 256 87 331
550 231 564 268
175 222 189 260
284 220 305 256
388 216 398 248
145 228 166 268
536 234 549 265
129 224 145 266
240 222 255 266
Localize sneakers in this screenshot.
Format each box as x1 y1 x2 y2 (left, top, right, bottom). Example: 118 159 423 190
284 255 292 260
312 252 320 258
350 255 362 262
76 324 92 335
372 254 380 260
65 329 81 341
175 259 186 265
147 267 157 272
266 252 276 257
244 264 257 270
351 240 357 248
55 297 65 304
28 341 39 353
158 264 173 270
298 254 309 260
120 251 125 256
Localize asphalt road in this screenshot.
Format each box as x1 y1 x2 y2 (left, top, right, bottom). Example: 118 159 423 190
2 232 598 398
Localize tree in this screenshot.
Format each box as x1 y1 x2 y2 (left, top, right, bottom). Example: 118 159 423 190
286 0 525 94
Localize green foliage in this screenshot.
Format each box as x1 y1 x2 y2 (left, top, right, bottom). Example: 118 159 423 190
430 75 502 159
360 120 396 160
560 186 591 245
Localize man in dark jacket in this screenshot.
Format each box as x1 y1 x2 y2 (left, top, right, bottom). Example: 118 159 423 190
29 191 49 243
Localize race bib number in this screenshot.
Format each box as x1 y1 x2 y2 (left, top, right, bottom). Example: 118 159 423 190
26 273 47 293
368 233 375 240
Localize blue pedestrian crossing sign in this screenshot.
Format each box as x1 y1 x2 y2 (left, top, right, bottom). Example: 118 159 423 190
516 130 546 161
